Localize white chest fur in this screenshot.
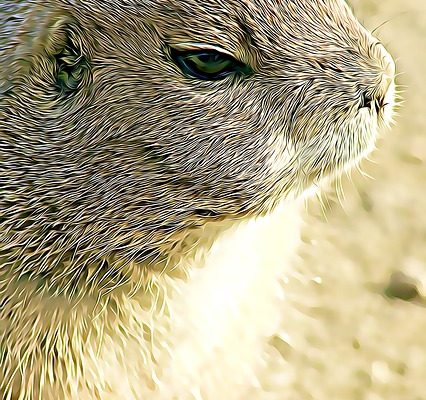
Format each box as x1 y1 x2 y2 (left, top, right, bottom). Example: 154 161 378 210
158 201 302 399
3 200 303 400
103 200 302 400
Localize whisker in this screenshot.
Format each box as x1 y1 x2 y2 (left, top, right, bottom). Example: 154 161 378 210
372 19 393 35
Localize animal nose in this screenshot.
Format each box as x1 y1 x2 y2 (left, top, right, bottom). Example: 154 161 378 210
359 52 395 113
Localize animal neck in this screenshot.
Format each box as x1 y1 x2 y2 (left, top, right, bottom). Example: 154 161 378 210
0 200 303 399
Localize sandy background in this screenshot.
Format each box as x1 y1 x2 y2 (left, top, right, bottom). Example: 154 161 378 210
254 1 426 399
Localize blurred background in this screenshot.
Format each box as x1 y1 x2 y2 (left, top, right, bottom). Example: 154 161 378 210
252 1 426 398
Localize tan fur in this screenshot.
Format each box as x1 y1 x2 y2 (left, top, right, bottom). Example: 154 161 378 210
0 1 395 399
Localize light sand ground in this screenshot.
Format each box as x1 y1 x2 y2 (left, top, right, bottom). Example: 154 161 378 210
254 1 426 399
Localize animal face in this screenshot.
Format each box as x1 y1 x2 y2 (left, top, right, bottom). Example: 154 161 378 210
0 0 395 289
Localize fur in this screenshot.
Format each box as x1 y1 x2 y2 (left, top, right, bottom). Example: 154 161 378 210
0 0 395 398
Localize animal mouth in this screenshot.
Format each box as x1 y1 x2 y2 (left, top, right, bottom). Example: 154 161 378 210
359 92 388 114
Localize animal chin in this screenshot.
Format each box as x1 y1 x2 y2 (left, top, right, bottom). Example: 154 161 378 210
336 117 378 175
297 115 379 188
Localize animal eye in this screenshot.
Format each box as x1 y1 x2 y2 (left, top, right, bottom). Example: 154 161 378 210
170 49 250 81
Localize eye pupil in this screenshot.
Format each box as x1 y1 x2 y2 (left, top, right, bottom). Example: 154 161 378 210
170 48 250 81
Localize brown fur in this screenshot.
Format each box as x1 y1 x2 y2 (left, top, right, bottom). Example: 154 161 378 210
0 1 395 399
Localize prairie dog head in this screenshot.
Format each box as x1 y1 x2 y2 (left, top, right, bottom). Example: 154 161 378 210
0 0 395 293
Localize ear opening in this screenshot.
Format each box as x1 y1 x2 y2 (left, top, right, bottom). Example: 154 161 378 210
49 18 92 96
4 8 93 97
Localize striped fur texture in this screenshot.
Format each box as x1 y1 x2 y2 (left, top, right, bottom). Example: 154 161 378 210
0 1 395 399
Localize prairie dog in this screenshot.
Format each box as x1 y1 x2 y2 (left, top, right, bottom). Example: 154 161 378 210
0 1 395 399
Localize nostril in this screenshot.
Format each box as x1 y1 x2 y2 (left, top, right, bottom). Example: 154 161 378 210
360 92 373 110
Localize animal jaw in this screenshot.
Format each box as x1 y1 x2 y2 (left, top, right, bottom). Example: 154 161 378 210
1 201 303 400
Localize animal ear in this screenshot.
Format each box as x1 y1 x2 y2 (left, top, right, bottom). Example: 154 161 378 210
47 16 92 95
1 7 92 96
